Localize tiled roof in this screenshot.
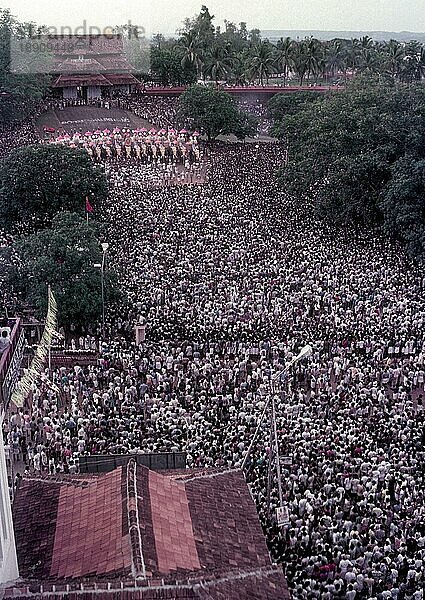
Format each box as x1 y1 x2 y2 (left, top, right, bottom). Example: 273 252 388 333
51 74 112 87
49 467 131 579
185 470 271 573
148 470 200 574
13 479 60 579
4 567 288 600
11 463 290 599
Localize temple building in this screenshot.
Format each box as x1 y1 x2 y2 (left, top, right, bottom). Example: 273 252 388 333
49 35 141 100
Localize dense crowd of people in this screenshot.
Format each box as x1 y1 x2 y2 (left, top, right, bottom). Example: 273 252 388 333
2 103 425 599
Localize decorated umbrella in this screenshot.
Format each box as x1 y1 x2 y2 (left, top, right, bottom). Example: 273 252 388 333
112 127 121 133
103 128 111 134
141 127 147 132
94 129 102 135
168 128 175 134
180 129 188 134
84 131 93 136
158 128 166 134
193 131 200 136
149 128 157 134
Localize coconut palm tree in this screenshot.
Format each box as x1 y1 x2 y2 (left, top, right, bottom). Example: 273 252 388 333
247 41 276 86
323 39 347 83
179 31 204 79
292 41 309 86
205 45 233 84
382 39 405 80
275 37 294 86
228 52 248 85
305 38 323 84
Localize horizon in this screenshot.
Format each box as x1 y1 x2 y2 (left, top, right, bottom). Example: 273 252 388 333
4 1 425 38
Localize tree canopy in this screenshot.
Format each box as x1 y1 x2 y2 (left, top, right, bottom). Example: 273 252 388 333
0 8 50 124
273 76 425 260
0 144 108 229
144 7 425 87
12 212 119 328
178 84 258 140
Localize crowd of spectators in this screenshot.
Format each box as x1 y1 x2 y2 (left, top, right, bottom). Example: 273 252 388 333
1 107 424 599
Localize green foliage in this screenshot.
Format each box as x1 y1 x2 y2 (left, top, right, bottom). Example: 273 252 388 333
274 76 425 259
178 84 258 140
14 212 119 328
379 157 425 258
268 91 326 137
0 144 108 229
0 9 50 124
150 45 197 85
151 7 425 87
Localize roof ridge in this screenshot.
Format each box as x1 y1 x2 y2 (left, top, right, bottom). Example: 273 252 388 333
173 468 242 483
4 566 285 597
126 459 146 579
19 475 95 487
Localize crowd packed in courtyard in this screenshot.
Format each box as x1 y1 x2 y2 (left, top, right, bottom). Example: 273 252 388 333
2 105 425 600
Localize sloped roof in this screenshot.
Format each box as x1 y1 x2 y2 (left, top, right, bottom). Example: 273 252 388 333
11 463 290 599
51 74 112 87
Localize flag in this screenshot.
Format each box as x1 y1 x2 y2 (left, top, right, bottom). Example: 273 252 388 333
85 197 94 213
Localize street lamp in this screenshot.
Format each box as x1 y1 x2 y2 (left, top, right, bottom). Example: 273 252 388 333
241 344 312 527
241 344 313 470
95 243 109 338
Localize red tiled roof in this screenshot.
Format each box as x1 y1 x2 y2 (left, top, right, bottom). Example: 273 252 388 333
148 470 200 574
50 467 130 579
104 73 141 85
52 74 112 87
12 463 290 599
185 470 271 572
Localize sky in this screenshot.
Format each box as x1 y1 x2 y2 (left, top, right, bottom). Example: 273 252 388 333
5 0 425 35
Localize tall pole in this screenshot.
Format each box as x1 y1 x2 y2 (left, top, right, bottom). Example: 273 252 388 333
101 250 106 338
241 345 312 471
272 395 284 507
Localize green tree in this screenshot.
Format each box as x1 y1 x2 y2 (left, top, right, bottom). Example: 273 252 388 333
247 41 276 86
13 212 120 328
0 9 50 124
268 91 326 138
276 37 294 87
274 76 425 258
150 45 196 85
178 84 258 140
204 44 233 83
0 145 107 229
379 157 425 258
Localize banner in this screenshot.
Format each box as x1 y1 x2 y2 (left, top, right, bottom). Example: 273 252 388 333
11 287 58 408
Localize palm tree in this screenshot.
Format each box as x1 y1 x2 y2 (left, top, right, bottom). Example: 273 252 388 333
382 39 405 80
346 38 361 73
205 45 233 84
247 41 276 86
305 38 323 84
324 39 347 83
179 31 204 79
358 48 383 74
276 37 294 86
292 41 309 86
228 52 248 85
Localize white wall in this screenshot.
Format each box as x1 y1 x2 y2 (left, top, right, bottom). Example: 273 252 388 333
87 86 101 99
0 420 18 584
63 87 77 99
